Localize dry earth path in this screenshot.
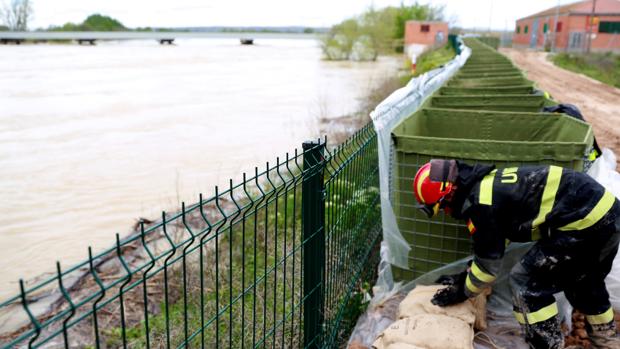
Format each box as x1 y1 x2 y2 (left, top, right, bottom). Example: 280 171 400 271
501 48 620 159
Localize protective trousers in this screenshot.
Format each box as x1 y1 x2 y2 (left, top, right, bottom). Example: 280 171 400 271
510 209 620 349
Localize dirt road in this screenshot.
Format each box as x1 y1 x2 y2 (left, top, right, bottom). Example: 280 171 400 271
501 48 620 157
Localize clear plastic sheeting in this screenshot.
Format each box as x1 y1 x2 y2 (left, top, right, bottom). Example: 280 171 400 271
369 37 471 288
588 148 620 310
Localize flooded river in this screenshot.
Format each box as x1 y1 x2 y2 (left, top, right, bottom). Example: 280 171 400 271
0 38 400 300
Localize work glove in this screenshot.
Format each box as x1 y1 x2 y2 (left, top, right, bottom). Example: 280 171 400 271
431 269 469 307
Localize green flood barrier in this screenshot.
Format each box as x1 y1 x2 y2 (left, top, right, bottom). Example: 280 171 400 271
391 108 594 279
457 71 523 78
467 58 511 65
429 94 549 112
461 62 516 70
466 54 511 62
447 76 531 87
439 85 535 95
459 66 517 74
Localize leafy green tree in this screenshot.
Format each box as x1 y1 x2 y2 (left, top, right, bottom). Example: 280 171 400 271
48 13 126 31
393 3 444 40
82 14 125 31
321 2 445 61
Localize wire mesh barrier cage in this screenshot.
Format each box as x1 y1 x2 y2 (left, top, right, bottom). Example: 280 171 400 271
0 124 382 349
429 94 551 112
439 85 535 96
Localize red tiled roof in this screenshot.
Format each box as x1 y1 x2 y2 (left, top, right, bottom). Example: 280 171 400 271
518 0 620 20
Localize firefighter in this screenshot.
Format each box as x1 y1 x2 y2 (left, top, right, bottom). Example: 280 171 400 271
412 159 620 349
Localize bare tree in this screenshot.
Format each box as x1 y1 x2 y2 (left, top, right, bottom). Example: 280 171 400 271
1 0 33 31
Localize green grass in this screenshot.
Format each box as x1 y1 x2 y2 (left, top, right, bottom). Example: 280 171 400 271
551 52 620 88
412 43 456 77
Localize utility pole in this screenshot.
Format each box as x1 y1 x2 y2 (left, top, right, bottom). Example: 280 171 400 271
488 0 494 34
586 0 597 53
552 0 561 52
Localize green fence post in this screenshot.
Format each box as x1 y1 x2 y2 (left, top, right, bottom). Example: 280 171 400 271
302 140 326 349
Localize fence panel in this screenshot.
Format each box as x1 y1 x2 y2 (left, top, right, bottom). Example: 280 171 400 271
0 123 381 349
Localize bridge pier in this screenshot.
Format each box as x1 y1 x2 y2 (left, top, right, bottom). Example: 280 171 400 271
77 39 96 45
0 38 24 45
159 39 175 45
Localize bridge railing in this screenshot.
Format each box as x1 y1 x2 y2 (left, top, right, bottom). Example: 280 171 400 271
0 123 381 349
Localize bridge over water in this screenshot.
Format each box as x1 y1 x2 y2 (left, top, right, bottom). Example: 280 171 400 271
0 31 317 45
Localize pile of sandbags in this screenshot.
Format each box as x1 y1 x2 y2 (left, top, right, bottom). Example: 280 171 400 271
372 285 490 349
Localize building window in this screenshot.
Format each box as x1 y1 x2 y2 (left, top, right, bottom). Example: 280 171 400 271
516 26 521 34
420 24 430 33
556 22 563 32
599 21 620 33
524 25 529 34
543 23 548 33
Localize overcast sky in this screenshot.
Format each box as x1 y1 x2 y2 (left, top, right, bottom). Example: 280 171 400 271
27 0 570 30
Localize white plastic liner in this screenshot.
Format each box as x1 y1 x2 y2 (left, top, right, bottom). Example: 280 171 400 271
369 37 471 301
588 148 620 309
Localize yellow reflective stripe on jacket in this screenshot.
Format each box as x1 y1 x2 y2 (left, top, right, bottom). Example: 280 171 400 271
589 150 598 161
586 307 614 325
514 303 559 325
531 166 563 237
471 261 496 283
558 191 616 231
513 311 526 324
479 170 497 206
465 274 482 294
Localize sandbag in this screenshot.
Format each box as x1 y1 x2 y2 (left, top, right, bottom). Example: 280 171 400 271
384 343 426 349
372 315 474 349
398 285 476 325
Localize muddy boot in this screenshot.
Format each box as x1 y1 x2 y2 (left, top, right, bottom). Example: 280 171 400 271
525 315 564 349
587 320 620 349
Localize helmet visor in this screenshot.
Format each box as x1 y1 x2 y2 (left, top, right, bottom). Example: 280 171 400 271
416 202 440 218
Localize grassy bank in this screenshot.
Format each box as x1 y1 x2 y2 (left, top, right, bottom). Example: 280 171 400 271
412 43 456 78
551 52 620 88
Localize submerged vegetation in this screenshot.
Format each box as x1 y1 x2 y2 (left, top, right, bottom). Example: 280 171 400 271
320 3 445 61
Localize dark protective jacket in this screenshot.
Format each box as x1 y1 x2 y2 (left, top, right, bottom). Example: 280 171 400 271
448 162 619 297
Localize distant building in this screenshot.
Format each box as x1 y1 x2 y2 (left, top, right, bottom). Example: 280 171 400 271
404 20 449 70
514 0 620 52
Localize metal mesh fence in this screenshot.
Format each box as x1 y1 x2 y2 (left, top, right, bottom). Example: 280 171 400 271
0 124 381 349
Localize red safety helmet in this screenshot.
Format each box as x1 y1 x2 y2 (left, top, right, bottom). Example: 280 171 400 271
413 162 454 217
